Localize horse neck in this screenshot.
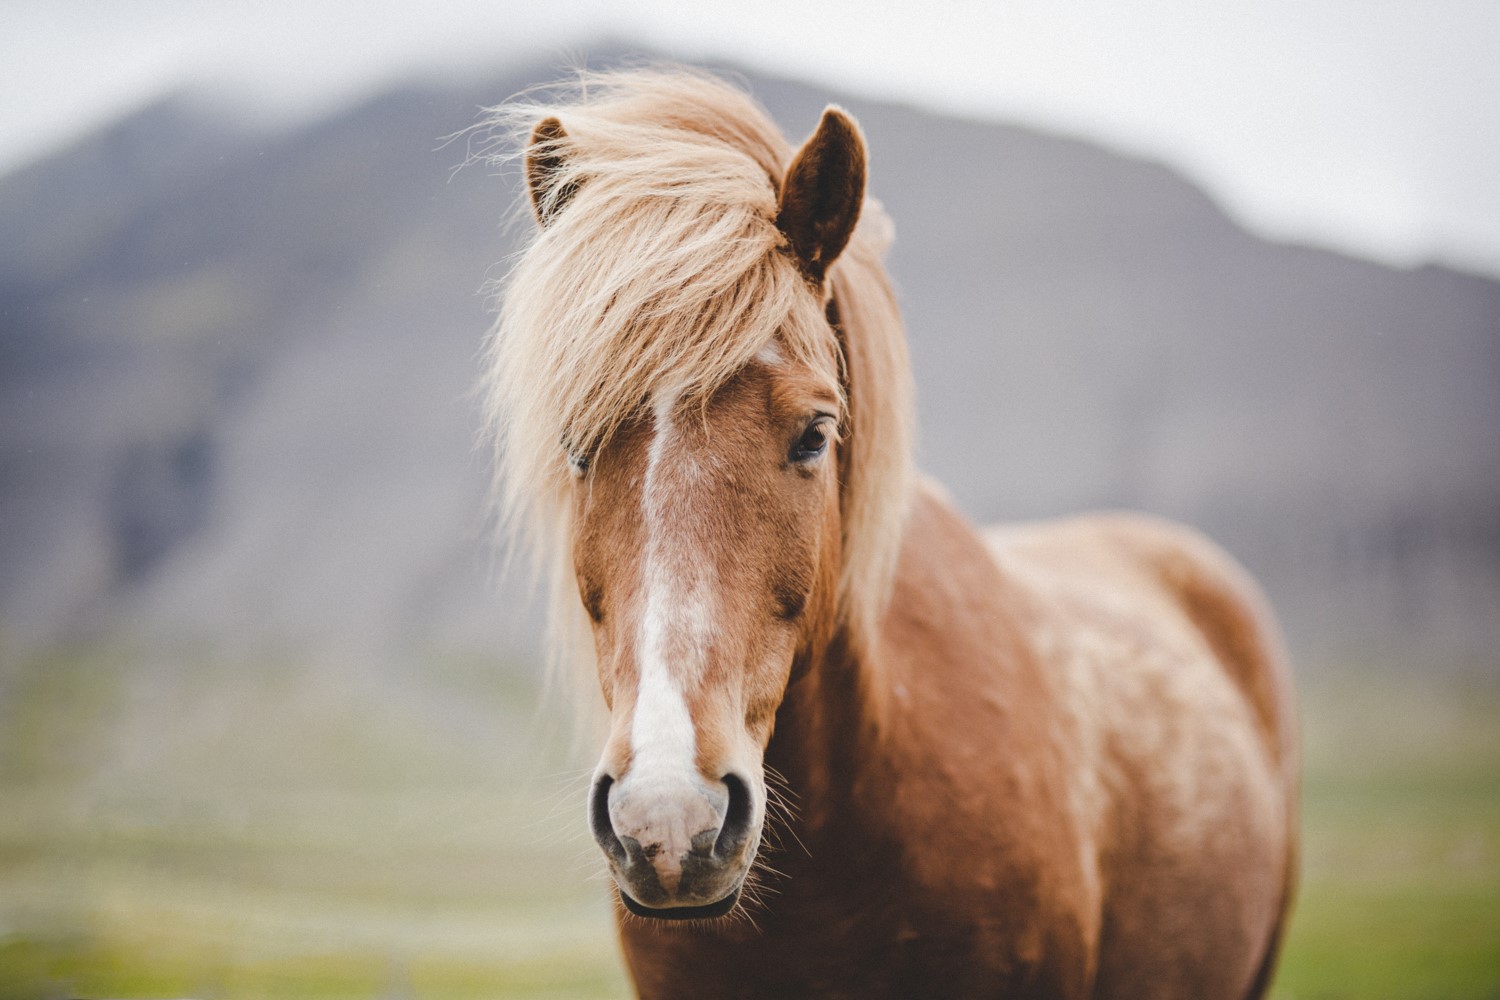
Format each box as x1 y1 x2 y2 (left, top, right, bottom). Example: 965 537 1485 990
765 624 882 842
761 484 1013 850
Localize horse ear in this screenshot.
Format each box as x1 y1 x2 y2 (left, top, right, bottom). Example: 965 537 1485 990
526 116 579 228
776 107 867 283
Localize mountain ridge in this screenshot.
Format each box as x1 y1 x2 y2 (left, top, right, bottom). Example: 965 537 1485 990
2 57 1495 666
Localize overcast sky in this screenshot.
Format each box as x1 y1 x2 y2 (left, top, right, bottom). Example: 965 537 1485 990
6 0 1500 277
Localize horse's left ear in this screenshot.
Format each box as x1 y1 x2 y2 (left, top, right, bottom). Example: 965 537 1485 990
777 107 866 283
526 116 579 229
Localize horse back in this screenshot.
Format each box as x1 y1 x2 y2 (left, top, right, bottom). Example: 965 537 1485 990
982 511 1297 779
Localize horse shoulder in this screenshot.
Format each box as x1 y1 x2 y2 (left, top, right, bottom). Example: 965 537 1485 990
872 486 1108 995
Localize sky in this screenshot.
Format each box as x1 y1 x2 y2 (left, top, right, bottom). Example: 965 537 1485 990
5 0 1500 277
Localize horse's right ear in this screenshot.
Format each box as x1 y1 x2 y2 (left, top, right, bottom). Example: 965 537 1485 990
777 107 867 283
526 116 578 228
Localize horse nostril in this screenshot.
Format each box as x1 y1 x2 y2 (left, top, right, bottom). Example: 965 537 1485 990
590 775 627 864
715 773 754 856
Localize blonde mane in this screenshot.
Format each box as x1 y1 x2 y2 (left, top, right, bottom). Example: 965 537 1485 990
480 67 914 684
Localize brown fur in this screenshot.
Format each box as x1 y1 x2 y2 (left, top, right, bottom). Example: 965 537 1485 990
483 67 1298 999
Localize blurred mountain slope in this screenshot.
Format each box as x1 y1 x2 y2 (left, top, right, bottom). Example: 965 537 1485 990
1 59 1495 665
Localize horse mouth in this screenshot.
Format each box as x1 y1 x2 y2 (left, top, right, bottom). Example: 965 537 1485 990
619 887 741 921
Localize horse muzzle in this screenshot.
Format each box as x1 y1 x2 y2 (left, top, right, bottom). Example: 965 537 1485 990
590 770 760 919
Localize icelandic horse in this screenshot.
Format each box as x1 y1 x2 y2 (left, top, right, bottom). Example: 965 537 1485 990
482 67 1298 1000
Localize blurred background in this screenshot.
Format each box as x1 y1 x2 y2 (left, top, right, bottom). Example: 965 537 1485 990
2 2 1497 997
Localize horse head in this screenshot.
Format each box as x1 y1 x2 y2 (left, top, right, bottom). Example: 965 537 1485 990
527 107 862 919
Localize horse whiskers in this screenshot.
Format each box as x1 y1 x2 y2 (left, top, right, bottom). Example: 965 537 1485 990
748 851 792 895
753 821 803 867
762 769 804 822
761 763 799 799
759 782 810 859
762 795 800 835
521 768 596 830
570 847 611 878
726 895 765 934
763 783 801 820
723 871 773 932
532 790 593 829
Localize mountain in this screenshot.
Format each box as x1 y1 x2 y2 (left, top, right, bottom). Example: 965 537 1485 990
2 58 1496 668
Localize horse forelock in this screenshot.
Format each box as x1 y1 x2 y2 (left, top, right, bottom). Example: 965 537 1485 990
480 67 915 704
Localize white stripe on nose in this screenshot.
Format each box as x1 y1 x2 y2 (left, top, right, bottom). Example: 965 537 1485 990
630 576 703 784
621 386 714 809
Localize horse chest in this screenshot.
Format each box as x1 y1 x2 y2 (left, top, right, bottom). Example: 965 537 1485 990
618 854 1091 999
621 928 1082 999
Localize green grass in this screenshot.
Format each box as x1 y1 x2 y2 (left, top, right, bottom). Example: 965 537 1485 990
0 643 627 999
0 938 624 1000
1 645 1496 997
1273 670 1500 999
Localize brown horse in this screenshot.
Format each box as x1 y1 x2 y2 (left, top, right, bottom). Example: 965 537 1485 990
482 67 1298 1000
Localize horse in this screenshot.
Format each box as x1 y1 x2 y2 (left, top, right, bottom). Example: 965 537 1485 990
481 67 1298 1000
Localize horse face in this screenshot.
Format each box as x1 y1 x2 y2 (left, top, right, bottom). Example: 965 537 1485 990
572 352 842 919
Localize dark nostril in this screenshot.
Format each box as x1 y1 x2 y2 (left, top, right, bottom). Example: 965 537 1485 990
715 773 754 856
590 775 627 864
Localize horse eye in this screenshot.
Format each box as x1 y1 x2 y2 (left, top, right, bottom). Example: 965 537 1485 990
561 434 590 477
790 417 834 465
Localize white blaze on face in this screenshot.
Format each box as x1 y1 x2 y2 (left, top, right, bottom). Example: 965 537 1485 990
630 390 712 786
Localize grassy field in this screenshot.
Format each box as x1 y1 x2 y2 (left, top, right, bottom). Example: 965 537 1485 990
0 644 628 999
1274 669 1500 999
0 644 1496 998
